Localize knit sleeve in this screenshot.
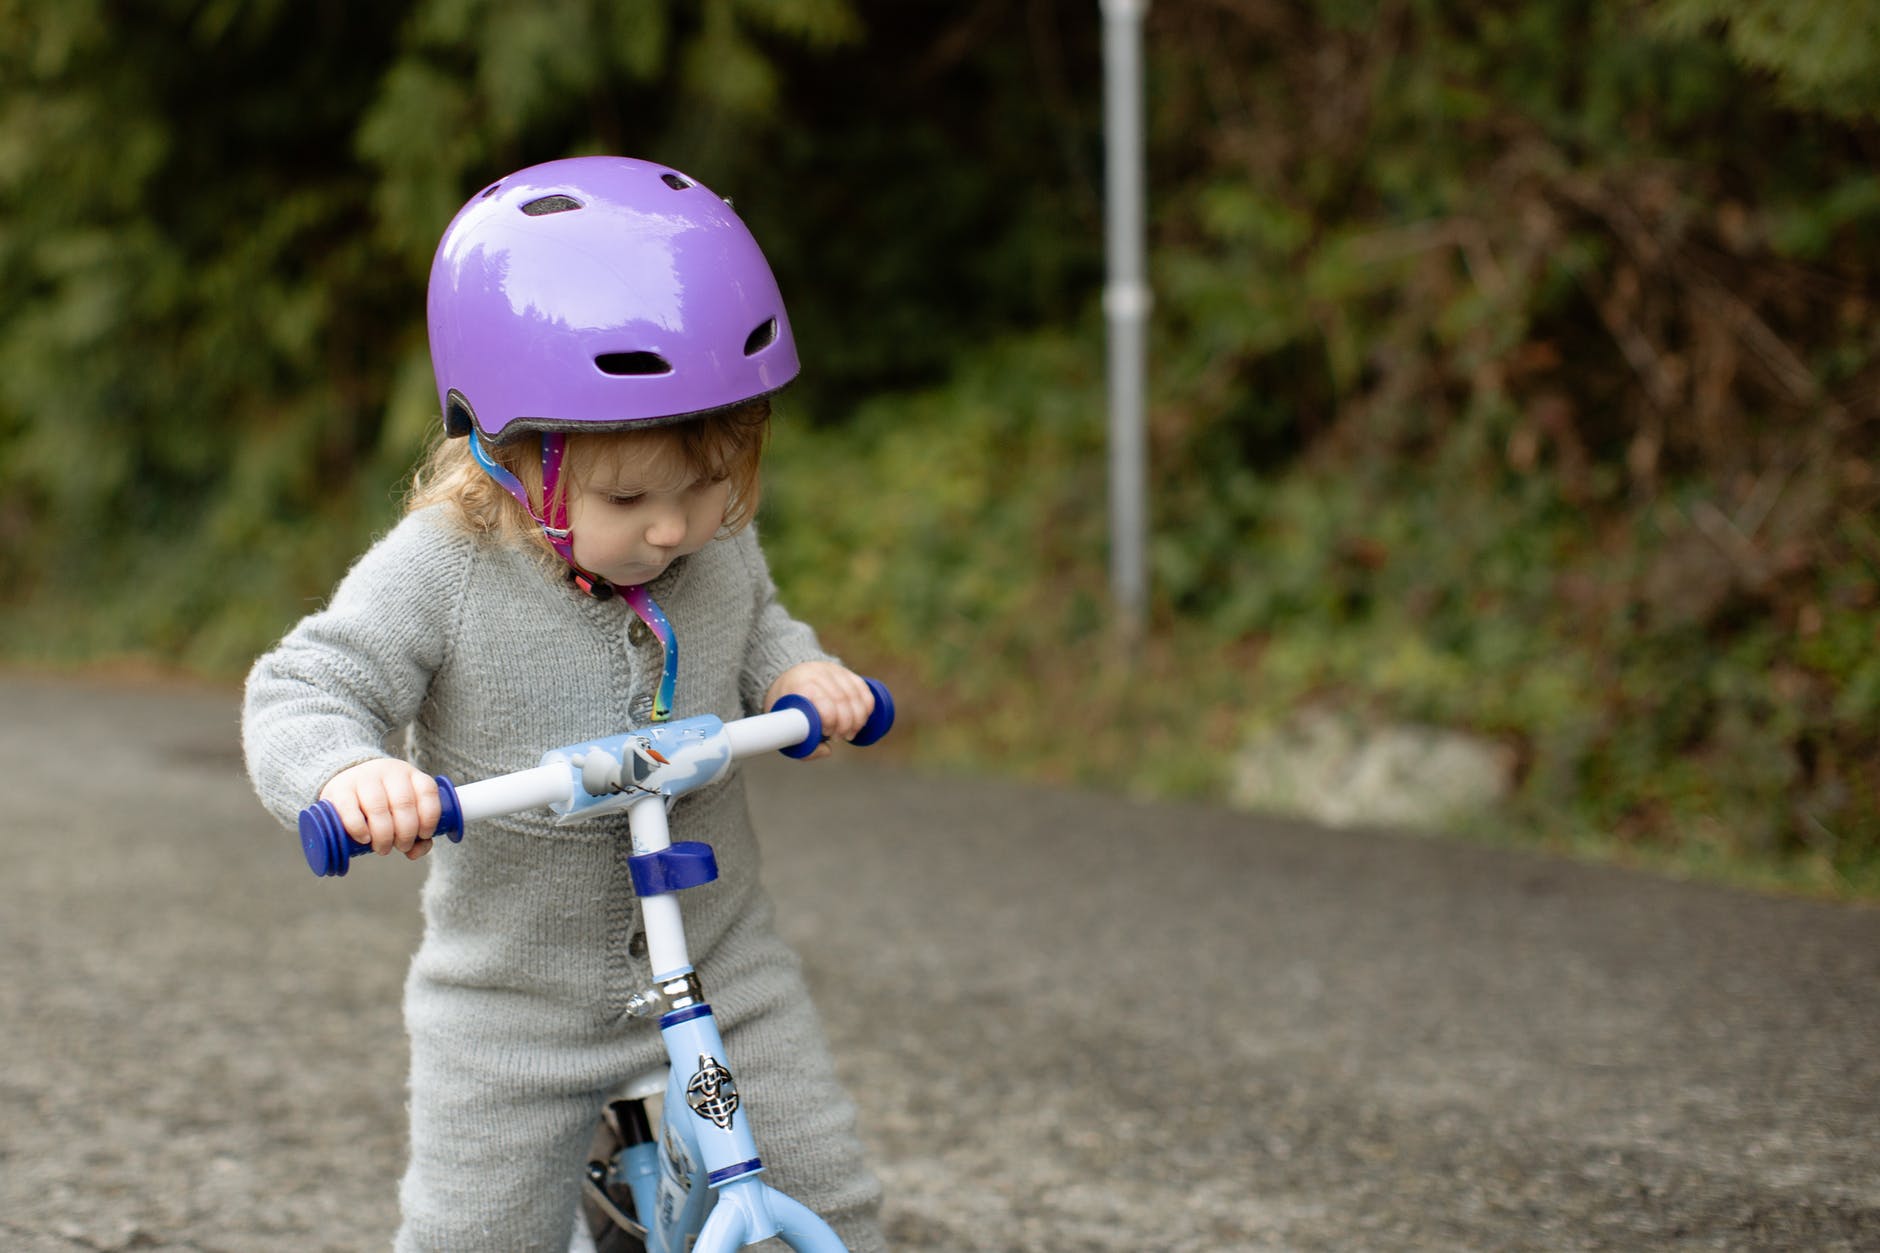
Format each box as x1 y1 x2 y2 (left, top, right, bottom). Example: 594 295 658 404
735 526 838 716
241 507 475 828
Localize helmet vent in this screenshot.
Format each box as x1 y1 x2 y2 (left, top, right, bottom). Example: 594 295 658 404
521 194 584 216
743 318 778 356
660 173 694 190
479 182 503 200
596 352 672 376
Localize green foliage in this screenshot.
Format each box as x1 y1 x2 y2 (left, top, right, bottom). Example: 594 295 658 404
769 0 1880 896
1652 0 1880 119
1 0 1875 895
1117 0 1878 893
0 0 875 670
0 0 1098 665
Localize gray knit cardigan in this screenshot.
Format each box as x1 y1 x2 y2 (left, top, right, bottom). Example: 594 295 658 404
242 505 883 1250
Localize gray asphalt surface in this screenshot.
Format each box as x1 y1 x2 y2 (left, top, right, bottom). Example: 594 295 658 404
1 671 1875 1252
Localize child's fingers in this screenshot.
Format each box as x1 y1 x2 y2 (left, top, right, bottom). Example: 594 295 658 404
400 769 441 843
791 670 874 743
349 769 413 854
825 673 876 741
413 772 442 838
405 772 441 859
352 774 398 854
768 662 879 749
378 770 433 854
362 775 415 854
329 791 372 848
319 759 438 856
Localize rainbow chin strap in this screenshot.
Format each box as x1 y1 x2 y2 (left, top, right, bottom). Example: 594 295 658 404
617 585 677 721
469 430 679 721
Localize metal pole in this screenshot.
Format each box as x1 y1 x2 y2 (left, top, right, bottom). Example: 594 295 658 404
1101 0 1150 645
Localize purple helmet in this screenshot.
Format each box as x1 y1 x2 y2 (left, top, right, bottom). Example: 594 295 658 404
427 156 799 443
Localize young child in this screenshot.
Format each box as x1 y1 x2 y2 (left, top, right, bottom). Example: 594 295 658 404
242 156 886 1251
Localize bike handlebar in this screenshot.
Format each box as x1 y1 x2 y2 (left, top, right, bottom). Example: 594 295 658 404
299 677 895 877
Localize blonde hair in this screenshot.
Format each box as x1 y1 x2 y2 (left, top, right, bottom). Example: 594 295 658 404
407 401 771 560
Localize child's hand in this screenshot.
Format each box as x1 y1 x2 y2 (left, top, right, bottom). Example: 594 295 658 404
766 662 876 761
318 758 442 860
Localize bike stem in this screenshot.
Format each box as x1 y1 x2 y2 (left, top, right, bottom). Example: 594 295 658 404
626 794 694 980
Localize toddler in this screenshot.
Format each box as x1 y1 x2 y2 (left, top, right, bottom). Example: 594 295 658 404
242 156 885 1251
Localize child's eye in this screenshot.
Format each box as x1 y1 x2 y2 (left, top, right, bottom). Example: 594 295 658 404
607 493 644 507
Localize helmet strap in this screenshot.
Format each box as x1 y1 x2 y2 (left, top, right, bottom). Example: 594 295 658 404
466 429 678 721
467 430 588 573
621 584 679 722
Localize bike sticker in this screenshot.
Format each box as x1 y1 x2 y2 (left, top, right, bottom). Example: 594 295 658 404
660 1121 695 1187
657 1122 693 1236
544 715 734 823
684 1054 740 1131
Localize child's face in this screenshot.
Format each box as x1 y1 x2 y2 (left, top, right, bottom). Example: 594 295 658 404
563 433 732 587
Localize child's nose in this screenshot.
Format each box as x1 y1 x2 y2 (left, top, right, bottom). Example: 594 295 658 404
644 503 687 548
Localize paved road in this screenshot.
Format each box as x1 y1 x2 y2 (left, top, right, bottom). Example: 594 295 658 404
1 671 1875 1252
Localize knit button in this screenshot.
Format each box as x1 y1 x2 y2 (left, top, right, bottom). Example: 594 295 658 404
628 619 652 646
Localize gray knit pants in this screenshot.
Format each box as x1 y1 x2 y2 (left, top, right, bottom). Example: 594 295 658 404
393 908 885 1251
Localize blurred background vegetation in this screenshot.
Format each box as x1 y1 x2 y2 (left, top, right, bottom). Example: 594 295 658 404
1 0 1874 896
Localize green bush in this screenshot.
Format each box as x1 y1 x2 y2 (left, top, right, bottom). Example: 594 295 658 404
2 1 1875 894
765 0 1880 895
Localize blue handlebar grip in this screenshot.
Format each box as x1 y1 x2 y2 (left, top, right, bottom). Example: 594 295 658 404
773 694 823 759
435 775 464 842
300 775 464 878
850 678 896 747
